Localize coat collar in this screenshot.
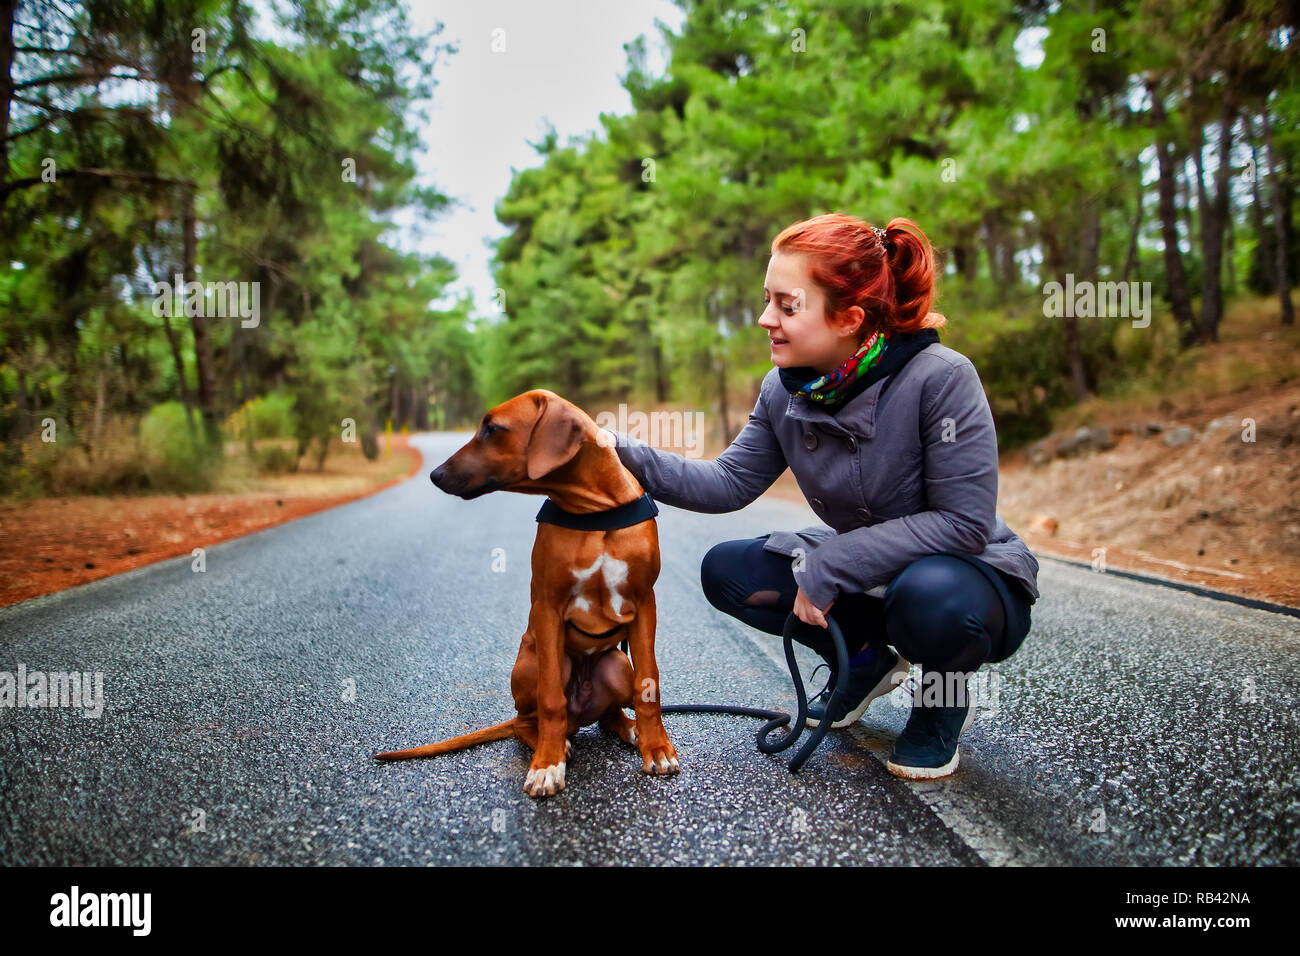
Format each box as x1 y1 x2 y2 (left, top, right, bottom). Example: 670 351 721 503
779 339 939 439
782 380 880 438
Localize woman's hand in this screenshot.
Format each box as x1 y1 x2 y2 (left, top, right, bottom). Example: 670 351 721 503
793 588 833 628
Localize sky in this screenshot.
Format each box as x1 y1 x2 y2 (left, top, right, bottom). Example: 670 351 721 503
392 0 686 317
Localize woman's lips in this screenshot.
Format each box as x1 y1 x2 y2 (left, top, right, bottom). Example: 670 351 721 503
770 338 788 348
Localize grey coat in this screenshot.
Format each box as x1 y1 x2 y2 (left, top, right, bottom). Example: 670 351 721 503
604 342 1041 610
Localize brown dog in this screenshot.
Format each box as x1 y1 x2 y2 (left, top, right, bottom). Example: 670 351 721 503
373 389 680 797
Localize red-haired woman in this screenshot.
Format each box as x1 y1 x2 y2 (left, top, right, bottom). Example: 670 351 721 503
605 213 1039 780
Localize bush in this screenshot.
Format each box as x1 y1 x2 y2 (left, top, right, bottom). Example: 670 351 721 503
255 444 300 475
139 402 215 492
224 391 298 441
0 406 214 496
361 428 379 460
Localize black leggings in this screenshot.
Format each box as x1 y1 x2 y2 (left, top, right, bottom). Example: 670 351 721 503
700 535 1032 676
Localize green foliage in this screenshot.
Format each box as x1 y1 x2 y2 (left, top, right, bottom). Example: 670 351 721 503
225 392 298 441
139 402 215 492
2 0 1296 488
360 429 379 461
255 444 300 475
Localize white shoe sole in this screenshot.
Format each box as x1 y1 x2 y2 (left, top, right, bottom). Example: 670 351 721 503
806 653 912 729
886 749 959 779
885 701 977 779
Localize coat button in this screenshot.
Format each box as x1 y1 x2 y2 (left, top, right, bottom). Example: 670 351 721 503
811 497 825 512
846 436 858 452
802 431 818 451
856 507 872 523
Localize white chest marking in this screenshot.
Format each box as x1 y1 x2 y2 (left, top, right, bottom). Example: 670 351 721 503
570 552 630 617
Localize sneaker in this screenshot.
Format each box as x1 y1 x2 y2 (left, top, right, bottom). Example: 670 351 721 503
885 676 978 780
805 646 910 729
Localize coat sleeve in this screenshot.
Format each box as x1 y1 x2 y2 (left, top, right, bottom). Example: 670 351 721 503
791 359 998 609
603 373 788 513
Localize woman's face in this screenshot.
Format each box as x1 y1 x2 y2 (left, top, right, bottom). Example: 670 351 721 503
760 251 865 374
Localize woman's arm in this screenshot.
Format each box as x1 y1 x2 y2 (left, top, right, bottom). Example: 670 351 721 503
604 371 788 513
791 359 998 609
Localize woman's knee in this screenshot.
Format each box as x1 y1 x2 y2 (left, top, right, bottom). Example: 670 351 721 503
883 556 999 669
699 538 755 612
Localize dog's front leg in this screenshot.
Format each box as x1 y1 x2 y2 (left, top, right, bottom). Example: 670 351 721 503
523 604 569 798
626 590 680 776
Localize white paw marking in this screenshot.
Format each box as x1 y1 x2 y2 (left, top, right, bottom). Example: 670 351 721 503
524 762 566 796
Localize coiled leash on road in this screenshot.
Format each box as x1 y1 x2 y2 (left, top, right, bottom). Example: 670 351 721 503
620 612 849 773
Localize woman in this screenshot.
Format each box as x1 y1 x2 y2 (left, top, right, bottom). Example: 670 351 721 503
603 213 1039 780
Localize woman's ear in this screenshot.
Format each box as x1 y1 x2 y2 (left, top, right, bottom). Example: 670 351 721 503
836 304 868 339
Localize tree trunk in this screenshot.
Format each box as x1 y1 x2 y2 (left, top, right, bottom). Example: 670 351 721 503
1082 202 1101 280
183 185 219 443
119 341 137 413
1147 83 1197 345
91 356 106 456
159 308 196 433
1242 113 1276 291
1198 96 1237 342
1043 226 1089 402
0 0 15 217
1121 174 1143 283
1261 103 1295 325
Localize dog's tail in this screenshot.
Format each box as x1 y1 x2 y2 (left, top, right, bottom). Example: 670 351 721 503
372 718 519 761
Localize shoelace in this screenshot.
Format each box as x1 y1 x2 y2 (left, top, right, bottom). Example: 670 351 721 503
808 662 834 701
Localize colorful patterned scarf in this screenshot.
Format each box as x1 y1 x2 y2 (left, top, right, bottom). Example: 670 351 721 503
778 327 941 409
786 329 890 404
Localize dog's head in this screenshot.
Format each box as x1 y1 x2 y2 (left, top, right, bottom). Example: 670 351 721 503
429 389 591 498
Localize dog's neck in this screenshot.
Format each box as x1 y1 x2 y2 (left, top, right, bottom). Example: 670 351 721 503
534 438 645 514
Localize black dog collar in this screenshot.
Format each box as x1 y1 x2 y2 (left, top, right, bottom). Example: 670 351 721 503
536 491 659 531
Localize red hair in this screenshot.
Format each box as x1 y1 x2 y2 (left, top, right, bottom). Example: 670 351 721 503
771 213 947 338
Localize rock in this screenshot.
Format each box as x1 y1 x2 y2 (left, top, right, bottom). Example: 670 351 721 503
1027 440 1052 466
1205 415 1237 432
1163 426 1196 446
1055 425 1114 458
1143 422 1164 435
1027 514 1059 536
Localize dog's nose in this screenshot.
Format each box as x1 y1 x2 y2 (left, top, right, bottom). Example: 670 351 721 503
430 466 444 486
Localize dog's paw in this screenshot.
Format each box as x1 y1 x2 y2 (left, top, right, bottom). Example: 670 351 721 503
524 762 566 798
601 713 638 747
565 738 573 760
640 742 680 776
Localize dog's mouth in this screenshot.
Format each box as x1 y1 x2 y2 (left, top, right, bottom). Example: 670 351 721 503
434 476 502 499
457 479 501 499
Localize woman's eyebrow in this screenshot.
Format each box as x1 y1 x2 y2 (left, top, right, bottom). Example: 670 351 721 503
763 286 793 298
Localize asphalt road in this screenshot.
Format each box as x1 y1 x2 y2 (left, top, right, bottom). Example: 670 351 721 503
1 431 1297 865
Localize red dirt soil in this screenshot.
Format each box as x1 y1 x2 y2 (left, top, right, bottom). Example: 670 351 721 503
0 435 422 609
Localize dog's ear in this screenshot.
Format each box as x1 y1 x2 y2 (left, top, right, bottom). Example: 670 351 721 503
526 396 586 480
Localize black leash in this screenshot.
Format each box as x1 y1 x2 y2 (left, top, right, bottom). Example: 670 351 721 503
621 612 849 773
